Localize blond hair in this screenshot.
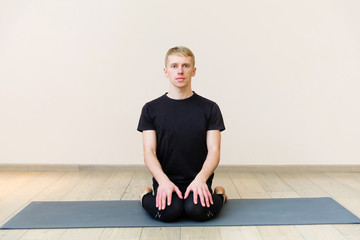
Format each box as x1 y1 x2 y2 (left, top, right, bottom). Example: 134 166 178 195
165 46 195 67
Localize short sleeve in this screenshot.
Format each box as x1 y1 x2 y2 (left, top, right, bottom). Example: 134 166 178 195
207 102 225 132
137 103 155 132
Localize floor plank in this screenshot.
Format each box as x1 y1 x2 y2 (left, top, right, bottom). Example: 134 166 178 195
219 226 262 240
254 173 301 198
33 172 88 201
60 172 110 201
277 173 329 197
258 226 305 240
254 173 294 193
58 228 104 240
297 225 347 240
228 172 269 198
92 171 134 200
334 224 360 239
326 173 360 194
99 228 142 240
140 227 180 240
181 227 221 240
18 229 65 240
0 230 27 240
0 172 40 201
304 173 360 199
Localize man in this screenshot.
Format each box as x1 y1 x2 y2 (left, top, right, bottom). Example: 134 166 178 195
137 46 227 222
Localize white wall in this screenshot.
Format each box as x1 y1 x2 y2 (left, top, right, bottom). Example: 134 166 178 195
1 0 359 165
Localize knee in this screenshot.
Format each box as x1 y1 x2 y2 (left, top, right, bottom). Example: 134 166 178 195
155 194 184 222
184 193 214 222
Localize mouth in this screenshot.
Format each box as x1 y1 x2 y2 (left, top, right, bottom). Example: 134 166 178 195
176 77 185 81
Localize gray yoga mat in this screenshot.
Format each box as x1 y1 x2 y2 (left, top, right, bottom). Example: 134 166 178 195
1 197 360 229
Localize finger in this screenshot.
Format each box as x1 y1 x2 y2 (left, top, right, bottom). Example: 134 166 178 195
159 193 163 210
167 192 172 206
156 191 160 208
208 190 214 205
198 190 206 207
193 189 198 204
175 187 183 199
161 194 166 210
158 192 163 210
203 187 212 206
184 188 190 199
202 187 210 208
208 188 214 205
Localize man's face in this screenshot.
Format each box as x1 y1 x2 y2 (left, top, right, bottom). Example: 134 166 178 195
164 54 196 89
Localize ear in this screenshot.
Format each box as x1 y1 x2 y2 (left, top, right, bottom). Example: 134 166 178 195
164 67 168 78
192 67 197 77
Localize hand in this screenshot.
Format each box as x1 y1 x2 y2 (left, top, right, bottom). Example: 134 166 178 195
156 180 183 210
184 178 213 208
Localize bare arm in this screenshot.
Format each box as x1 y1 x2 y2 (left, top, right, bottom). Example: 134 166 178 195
184 130 221 207
142 130 183 210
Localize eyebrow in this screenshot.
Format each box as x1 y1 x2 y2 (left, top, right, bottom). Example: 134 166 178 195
169 62 192 66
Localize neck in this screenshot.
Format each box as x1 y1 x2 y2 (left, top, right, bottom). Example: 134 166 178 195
167 86 193 100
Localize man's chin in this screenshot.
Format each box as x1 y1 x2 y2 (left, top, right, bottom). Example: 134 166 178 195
171 82 189 88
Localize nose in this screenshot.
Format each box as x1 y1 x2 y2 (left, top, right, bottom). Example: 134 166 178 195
177 67 184 74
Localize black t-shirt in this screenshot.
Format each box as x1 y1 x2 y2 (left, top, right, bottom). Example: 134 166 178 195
137 91 225 185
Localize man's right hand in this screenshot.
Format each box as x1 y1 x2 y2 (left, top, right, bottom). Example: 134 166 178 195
156 181 183 210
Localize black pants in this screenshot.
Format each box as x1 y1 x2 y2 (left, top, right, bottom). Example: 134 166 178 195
141 181 224 222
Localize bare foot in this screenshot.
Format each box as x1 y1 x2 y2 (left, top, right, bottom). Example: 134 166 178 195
140 187 152 205
214 186 228 205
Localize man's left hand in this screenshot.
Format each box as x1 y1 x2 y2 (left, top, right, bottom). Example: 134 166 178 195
184 178 213 208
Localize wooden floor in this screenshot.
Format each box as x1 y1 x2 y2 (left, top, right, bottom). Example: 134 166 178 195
0 170 359 240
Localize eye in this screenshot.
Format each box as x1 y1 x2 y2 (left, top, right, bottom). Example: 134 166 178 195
171 65 176 68
184 64 189 68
